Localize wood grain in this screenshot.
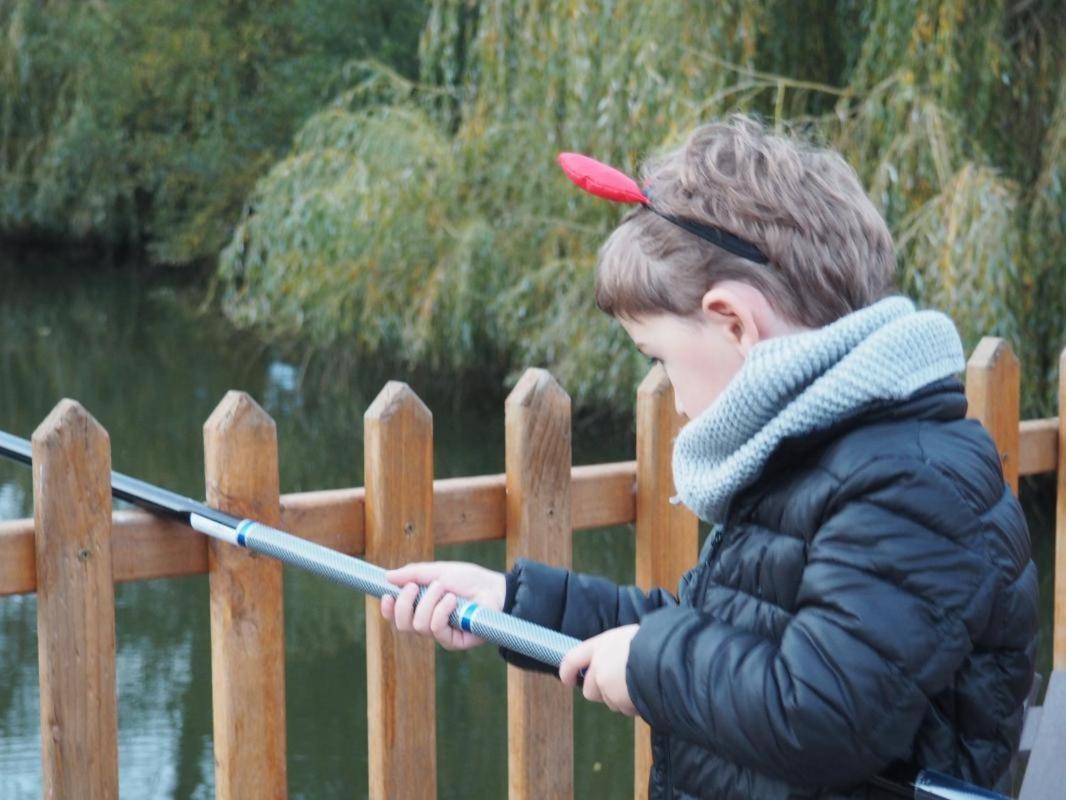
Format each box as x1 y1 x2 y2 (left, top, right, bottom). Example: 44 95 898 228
632 366 698 800
1019 418 1059 476
32 399 118 800
204 391 287 799
505 368 573 800
364 382 437 800
1 461 641 597
966 337 1021 492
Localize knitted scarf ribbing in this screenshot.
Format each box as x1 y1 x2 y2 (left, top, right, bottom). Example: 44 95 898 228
669 296 966 523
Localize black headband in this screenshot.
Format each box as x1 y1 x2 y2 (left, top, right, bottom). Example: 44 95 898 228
646 206 770 264
557 151 771 265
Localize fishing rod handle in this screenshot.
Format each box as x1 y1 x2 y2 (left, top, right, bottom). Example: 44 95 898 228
231 519 581 669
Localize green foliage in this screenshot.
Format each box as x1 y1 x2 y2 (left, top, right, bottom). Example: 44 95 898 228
4 1 1061 414
1021 81 1066 415
219 0 1064 415
0 0 427 263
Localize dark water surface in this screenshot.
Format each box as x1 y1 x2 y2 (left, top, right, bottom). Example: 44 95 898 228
0 260 641 798
0 260 1056 799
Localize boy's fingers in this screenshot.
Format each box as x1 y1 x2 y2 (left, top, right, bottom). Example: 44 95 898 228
559 640 594 687
393 582 420 631
430 593 456 644
385 562 438 586
582 666 603 703
390 562 463 587
380 594 394 619
413 581 445 634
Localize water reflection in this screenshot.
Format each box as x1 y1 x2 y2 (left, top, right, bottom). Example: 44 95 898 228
0 259 638 798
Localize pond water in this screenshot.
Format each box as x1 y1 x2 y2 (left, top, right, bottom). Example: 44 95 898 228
0 258 1055 799
0 258 642 799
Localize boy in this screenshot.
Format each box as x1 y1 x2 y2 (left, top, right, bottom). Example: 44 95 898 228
380 116 1037 798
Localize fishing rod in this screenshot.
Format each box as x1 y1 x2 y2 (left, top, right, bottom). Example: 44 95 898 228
0 429 1013 800
0 429 578 670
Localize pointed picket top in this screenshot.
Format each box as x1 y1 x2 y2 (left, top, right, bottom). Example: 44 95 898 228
204 390 276 439
204 390 279 523
637 362 672 400
364 380 431 426
967 336 1019 373
505 367 570 412
32 398 110 459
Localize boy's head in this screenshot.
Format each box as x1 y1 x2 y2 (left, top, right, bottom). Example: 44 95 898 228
595 115 896 418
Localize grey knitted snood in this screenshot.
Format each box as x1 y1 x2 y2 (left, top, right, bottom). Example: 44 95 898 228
669 295 966 523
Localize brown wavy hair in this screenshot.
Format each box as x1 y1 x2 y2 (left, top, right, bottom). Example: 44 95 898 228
595 115 897 326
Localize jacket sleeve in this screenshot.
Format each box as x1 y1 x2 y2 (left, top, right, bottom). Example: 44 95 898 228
499 557 679 673
624 456 1001 788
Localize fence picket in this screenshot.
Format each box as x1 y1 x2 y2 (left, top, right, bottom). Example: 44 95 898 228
204 391 288 799
633 366 698 799
32 399 118 799
966 337 1021 492
364 382 437 800
505 368 574 800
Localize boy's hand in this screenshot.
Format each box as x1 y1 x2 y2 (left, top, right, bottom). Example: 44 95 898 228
558 624 640 716
380 561 506 651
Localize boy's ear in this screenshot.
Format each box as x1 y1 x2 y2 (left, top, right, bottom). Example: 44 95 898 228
700 286 761 354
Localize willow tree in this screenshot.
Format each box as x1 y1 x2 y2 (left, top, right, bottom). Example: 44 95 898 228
219 0 1064 415
0 0 426 263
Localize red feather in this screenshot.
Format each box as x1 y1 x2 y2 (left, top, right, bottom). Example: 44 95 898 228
557 152 649 205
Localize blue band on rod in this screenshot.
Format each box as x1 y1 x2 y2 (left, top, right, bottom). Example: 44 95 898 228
236 519 255 547
459 603 479 632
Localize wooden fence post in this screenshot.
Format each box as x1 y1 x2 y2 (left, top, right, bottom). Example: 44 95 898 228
505 368 573 800
32 399 119 799
204 391 287 799
1055 348 1066 670
633 366 698 800
364 382 437 800
966 337 1021 493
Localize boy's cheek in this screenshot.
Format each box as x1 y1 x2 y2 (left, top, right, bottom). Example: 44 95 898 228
672 371 721 420
674 359 746 419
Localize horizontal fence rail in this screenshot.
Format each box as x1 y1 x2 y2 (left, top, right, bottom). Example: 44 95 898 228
0 417 1059 597
0 418 1058 596
0 338 1063 800
0 462 639 596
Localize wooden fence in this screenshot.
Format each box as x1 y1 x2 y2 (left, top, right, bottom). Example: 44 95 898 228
0 337 1063 799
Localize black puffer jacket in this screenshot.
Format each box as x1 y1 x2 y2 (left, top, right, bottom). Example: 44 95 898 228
500 378 1038 798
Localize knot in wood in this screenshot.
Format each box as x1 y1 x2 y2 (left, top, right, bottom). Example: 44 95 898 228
77 548 91 562
403 521 416 537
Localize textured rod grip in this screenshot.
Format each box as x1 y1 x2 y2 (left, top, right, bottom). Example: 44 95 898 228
238 520 580 668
